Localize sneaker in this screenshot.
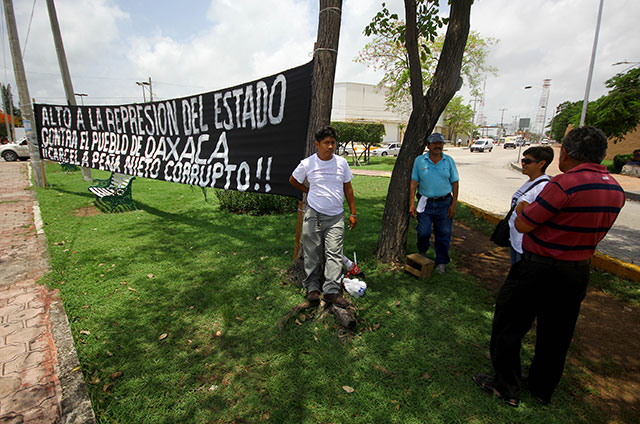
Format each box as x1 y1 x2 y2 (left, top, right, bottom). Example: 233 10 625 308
324 293 350 308
306 290 320 305
435 264 446 274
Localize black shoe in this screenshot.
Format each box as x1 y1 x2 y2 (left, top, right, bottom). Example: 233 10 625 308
521 373 550 405
472 373 519 408
306 290 320 305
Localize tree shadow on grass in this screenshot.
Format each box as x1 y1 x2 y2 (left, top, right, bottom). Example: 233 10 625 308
41 171 609 423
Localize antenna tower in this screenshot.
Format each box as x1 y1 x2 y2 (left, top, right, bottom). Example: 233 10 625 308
535 79 552 139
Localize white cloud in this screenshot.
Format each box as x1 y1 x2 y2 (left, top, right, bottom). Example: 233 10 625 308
3 0 638 132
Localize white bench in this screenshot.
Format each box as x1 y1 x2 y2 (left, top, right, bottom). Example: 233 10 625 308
88 173 135 212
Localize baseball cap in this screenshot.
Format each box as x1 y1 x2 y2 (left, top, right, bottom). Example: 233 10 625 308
426 133 445 143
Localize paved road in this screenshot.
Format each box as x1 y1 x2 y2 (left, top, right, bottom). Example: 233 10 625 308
445 146 639 265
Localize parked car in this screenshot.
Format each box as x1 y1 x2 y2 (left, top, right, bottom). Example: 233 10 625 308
370 142 401 156
470 138 493 152
0 137 30 161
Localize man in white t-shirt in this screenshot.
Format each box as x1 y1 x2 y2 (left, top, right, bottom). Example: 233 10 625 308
289 126 357 308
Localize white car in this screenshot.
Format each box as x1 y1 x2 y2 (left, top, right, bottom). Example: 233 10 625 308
0 138 30 161
370 142 401 156
470 138 493 152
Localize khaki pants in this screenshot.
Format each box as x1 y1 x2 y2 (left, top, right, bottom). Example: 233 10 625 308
302 207 344 295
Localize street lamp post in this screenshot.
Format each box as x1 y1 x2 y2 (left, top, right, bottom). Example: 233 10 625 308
136 77 153 103
136 81 149 102
74 93 87 106
579 0 604 127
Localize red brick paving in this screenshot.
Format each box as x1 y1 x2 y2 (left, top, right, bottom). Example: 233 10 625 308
0 162 62 423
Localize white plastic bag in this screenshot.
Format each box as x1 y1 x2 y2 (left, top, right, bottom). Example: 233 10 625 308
343 277 367 298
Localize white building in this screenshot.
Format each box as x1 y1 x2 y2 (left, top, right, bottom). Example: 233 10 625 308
331 82 447 144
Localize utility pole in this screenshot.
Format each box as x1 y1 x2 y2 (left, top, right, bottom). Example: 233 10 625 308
499 108 507 138
46 0 92 181
2 84 10 142
3 0 45 187
8 85 16 142
148 77 153 102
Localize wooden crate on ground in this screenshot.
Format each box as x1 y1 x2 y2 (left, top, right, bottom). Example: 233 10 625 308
405 253 435 280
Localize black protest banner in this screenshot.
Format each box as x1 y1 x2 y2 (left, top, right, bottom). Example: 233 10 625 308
34 61 313 198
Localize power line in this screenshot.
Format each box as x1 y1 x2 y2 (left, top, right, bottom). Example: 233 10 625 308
22 0 37 58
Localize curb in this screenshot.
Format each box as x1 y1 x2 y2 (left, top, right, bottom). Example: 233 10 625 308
29 163 96 423
462 201 640 282
49 297 96 423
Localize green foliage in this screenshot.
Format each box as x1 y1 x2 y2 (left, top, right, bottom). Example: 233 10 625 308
1 83 21 120
214 189 297 215
550 68 640 142
331 121 386 146
444 96 473 140
612 154 634 174
549 101 582 141
332 121 386 163
593 67 640 141
358 9 498 115
364 1 447 60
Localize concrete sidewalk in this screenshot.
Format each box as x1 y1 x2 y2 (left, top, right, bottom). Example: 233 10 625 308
0 162 94 423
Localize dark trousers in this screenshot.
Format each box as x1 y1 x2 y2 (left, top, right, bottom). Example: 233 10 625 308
416 196 453 265
489 253 589 402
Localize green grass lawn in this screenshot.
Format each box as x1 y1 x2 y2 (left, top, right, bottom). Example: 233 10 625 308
36 164 610 423
347 155 397 171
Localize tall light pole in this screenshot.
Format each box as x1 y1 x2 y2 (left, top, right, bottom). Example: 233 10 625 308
136 81 148 102
74 93 87 105
579 0 604 127
136 78 153 102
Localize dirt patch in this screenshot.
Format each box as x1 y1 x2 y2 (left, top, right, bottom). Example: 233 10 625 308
451 221 640 421
73 205 101 216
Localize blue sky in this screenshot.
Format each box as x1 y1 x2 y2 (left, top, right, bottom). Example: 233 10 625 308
2 0 638 129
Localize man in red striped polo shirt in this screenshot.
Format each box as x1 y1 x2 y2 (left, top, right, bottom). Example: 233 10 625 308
473 126 626 407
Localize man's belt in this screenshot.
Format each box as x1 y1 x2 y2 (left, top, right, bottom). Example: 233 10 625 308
522 251 589 266
429 193 452 202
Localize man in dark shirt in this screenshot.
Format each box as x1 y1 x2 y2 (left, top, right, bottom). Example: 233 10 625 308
473 126 625 407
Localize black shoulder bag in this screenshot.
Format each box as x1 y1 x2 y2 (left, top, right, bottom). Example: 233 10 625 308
490 177 550 247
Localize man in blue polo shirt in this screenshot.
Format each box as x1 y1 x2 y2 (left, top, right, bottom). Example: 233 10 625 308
409 133 459 274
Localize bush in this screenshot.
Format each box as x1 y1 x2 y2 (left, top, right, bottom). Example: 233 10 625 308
612 154 633 174
214 190 298 215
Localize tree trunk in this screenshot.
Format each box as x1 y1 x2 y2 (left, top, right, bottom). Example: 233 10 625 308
290 0 342 272
304 0 342 156
375 0 472 263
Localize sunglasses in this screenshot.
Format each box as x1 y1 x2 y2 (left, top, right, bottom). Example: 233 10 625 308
521 158 539 165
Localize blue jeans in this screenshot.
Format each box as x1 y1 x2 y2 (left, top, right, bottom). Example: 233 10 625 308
416 196 453 265
510 247 522 265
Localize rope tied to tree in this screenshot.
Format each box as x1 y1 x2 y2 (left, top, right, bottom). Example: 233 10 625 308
314 47 338 55
319 6 342 19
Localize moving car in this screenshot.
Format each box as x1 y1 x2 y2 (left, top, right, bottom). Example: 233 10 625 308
370 142 401 156
470 138 493 152
0 138 30 161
